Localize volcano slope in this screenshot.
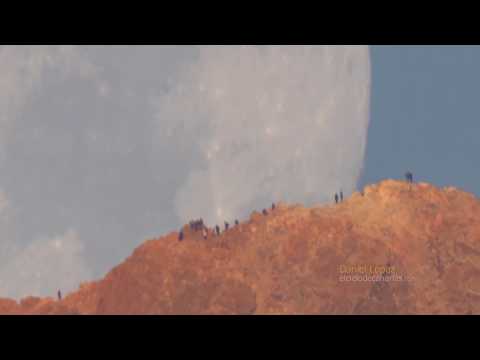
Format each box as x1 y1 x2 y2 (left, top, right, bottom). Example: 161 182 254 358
1 179 480 315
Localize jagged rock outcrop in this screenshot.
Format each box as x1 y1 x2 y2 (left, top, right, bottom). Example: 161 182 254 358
2 180 480 314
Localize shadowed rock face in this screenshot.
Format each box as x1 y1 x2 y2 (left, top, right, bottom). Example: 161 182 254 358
2 180 480 315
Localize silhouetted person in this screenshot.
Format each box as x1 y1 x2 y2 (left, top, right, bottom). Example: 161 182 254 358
179 230 184 241
334 193 339 204
340 190 344 202
225 221 229 231
272 203 276 211
405 171 413 183
57 290 62 301
262 209 268 216
235 219 239 226
215 225 220 236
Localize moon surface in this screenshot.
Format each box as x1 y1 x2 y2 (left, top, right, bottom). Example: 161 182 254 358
156 46 371 225
0 46 371 298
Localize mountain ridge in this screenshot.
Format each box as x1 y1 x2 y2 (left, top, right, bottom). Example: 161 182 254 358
2 179 480 314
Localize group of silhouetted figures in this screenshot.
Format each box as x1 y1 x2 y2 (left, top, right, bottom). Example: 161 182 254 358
189 219 204 232
178 203 276 242
180 170 417 242
332 171 415 205
334 190 344 204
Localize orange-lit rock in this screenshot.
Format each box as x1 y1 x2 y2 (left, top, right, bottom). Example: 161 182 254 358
1 180 480 314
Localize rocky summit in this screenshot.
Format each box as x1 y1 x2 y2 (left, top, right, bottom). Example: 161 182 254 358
2 179 480 315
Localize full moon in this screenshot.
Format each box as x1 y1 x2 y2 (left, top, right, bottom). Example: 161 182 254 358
0 45 371 298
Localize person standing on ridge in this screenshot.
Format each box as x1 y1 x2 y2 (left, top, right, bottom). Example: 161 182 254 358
215 225 220 236
335 193 339 204
340 190 344 202
405 171 413 183
57 290 62 301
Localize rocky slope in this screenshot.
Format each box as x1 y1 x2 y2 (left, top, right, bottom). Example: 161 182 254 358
2 179 480 315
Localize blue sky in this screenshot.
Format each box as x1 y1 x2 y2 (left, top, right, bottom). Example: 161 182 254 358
361 45 480 196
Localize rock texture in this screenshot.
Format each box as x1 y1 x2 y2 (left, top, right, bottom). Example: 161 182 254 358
2 180 480 315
